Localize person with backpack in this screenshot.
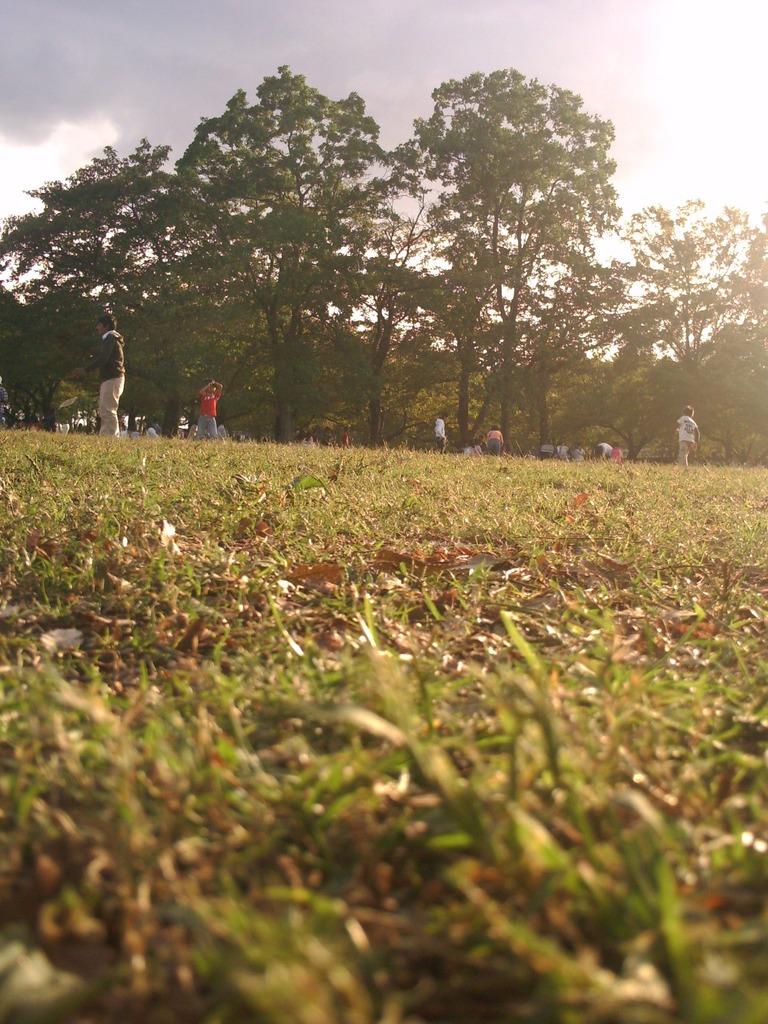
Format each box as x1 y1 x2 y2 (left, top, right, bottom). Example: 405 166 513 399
73 313 125 437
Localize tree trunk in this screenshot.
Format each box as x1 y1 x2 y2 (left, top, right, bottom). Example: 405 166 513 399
500 390 513 447
367 319 393 446
457 359 470 447
499 327 517 442
272 340 297 441
368 395 383 446
275 401 294 443
162 393 181 437
538 396 550 447
723 434 734 464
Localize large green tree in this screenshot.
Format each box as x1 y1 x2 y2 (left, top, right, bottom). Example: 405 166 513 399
0 140 203 429
0 141 177 308
622 201 764 369
177 67 385 440
414 69 619 441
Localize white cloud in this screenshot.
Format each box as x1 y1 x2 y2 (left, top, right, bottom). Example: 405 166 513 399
0 118 118 222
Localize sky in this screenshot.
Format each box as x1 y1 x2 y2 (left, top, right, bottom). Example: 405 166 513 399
1 0 766 228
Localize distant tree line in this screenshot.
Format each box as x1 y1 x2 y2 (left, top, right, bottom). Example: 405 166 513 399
1 66 766 460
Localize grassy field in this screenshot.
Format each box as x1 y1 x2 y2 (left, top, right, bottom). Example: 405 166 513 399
1 433 768 1024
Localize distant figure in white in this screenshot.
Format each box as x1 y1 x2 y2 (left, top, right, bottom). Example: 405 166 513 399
675 405 699 468
434 415 447 454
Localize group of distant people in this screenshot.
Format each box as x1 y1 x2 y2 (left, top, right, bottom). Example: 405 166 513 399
435 407 701 467
0 313 704 469
438 416 610 462
296 427 352 446
541 442 594 462
438 418 509 457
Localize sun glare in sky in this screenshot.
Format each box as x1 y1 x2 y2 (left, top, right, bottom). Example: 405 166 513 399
632 0 768 220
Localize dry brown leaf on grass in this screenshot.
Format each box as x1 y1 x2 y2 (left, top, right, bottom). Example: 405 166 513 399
598 553 631 573
235 516 272 538
658 608 721 639
105 572 134 593
371 545 496 576
286 562 344 589
371 548 427 573
25 529 58 556
174 617 214 654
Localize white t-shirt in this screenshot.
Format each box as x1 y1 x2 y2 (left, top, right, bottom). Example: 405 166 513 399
434 418 446 439
677 416 698 443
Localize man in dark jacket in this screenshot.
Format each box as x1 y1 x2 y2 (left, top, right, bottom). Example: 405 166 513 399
75 313 125 436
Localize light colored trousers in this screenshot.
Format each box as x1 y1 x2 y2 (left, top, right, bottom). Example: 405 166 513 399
99 376 125 436
197 415 219 439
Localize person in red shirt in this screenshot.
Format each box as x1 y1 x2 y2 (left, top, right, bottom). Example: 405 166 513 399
196 379 223 440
